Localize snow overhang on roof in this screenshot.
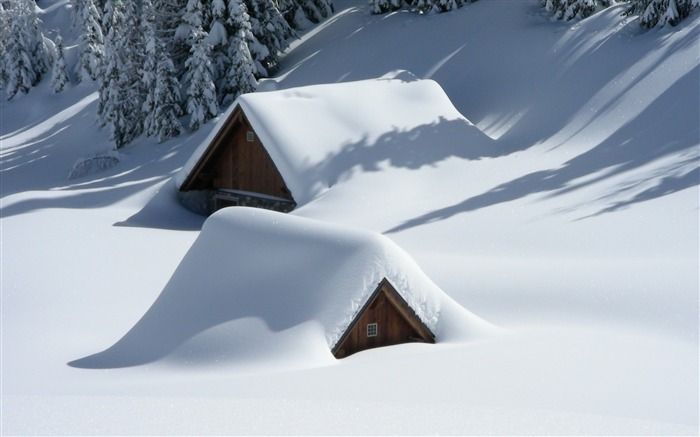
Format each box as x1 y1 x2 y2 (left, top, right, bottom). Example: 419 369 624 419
177 207 446 349
176 71 486 208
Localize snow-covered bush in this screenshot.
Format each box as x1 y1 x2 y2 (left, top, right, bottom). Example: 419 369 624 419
68 151 121 179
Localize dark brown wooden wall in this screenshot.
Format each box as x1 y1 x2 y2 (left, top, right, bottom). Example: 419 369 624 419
212 123 291 200
335 289 424 358
182 108 293 202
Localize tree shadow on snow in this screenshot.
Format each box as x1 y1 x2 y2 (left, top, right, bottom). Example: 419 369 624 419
387 66 700 233
297 116 501 203
0 93 207 231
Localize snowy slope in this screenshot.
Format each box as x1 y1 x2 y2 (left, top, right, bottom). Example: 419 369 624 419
1 0 698 434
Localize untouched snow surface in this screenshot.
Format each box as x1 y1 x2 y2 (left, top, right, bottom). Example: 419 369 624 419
2 0 698 434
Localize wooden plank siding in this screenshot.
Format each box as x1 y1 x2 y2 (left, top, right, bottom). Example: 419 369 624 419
333 278 435 359
180 106 294 202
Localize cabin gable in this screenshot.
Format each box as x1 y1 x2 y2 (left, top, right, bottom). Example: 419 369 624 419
332 278 435 359
179 106 295 214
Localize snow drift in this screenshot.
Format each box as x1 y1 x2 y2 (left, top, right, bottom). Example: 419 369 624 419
70 207 492 369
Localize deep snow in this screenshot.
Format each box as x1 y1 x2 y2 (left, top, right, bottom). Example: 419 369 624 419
68 207 493 370
1 0 698 435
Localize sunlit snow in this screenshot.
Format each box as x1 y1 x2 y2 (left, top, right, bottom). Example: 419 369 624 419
1 0 698 435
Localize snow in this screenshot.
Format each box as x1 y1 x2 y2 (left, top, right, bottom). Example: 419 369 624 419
2 0 698 434
68 207 492 370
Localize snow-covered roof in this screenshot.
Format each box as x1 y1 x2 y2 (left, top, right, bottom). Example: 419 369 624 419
72 207 490 368
176 71 490 207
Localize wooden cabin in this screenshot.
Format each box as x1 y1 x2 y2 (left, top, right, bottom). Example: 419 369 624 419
179 105 296 215
332 278 435 358
176 74 491 216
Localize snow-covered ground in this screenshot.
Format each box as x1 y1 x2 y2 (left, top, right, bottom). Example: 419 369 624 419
1 0 698 434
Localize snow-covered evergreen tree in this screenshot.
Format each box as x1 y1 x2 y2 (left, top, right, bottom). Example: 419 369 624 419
3 0 50 99
245 0 295 76
221 0 257 105
142 0 183 142
51 34 69 93
628 0 697 27
433 0 460 13
26 1 50 81
309 0 335 21
0 3 9 92
625 0 698 29
98 0 145 148
153 47 184 142
74 0 104 82
543 0 610 20
283 0 333 24
185 13 219 130
545 0 568 19
154 0 189 76
383 0 478 14
563 0 597 20
142 0 160 137
370 0 402 14
206 0 232 91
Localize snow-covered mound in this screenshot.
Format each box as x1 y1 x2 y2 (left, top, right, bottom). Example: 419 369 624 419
70 207 492 369
176 71 496 208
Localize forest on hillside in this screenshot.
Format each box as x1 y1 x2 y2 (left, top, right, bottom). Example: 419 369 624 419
1 0 697 149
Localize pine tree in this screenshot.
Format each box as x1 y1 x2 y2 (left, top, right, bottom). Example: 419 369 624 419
661 0 682 24
3 0 49 99
544 0 611 20
206 0 232 92
563 0 597 20
74 0 104 83
285 0 333 24
51 34 69 93
142 0 183 142
544 0 568 19
153 47 184 142
185 22 218 131
370 0 402 14
638 0 663 27
99 0 144 148
221 0 257 106
660 0 695 26
153 0 189 76
313 0 334 24
632 0 696 27
26 1 50 81
0 3 9 91
142 0 160 137
245 0 295 76
433 0 460 13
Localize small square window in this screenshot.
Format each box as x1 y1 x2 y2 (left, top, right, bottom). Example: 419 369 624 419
246 131 254 142
367 323 378 337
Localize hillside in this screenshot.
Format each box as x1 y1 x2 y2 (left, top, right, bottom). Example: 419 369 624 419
1 0 698 434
